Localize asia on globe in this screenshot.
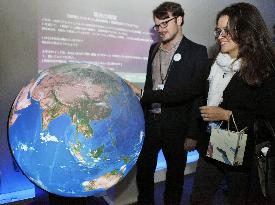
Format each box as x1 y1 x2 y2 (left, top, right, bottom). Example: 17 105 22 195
8 63 145 197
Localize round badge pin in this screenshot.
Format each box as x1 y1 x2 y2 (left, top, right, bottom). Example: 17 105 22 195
173 53 181 61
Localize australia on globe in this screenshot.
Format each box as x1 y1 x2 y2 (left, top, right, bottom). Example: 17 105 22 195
8 63 145 197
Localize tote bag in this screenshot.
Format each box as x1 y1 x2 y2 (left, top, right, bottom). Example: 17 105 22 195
206 114 248 166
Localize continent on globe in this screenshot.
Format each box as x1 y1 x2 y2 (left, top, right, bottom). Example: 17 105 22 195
9 63 145 197
82 171 123 191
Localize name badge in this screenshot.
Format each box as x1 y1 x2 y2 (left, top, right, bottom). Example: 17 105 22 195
157 84 164 90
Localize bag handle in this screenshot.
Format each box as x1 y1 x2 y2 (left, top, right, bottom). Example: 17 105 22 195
254 119 275 143
229 113 239 132
264 120 275 142
218 113 247 133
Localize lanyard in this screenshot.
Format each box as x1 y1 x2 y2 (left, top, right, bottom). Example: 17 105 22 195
159 50 173 84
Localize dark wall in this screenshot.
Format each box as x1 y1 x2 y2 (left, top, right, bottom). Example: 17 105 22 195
0 0 37 192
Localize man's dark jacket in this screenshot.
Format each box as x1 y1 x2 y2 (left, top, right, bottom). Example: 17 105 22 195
141 36 209 140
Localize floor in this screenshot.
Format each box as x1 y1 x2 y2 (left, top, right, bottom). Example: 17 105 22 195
4 174 228 205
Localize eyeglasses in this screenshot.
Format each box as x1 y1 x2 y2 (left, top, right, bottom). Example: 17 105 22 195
153 17 177 31
214 27 230 38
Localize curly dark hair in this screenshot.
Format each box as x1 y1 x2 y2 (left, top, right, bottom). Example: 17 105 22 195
153 2 184 25
216 2 275 85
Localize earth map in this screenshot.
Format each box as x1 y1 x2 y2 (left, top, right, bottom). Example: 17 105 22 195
8 63 145 197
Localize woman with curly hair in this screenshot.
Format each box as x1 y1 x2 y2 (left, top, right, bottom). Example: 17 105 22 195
190 2 275 205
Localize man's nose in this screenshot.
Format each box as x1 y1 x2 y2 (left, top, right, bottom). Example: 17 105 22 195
158 26 166 32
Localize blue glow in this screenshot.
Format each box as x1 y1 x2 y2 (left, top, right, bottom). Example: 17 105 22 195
156 150 199 171
0 188 35 204
0 151 199 203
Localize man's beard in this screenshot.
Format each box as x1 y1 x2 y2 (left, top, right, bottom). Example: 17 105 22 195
160 31 177 44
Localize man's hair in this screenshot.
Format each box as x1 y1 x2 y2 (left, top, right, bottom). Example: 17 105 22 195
153 2 184 22
216 2 275 85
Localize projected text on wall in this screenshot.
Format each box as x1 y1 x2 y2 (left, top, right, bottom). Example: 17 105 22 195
38 8 156 82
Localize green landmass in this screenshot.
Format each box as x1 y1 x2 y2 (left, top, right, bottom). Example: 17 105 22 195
48 100 64 119
70 141 85 163
89 145 105 159
71 141 83 153
110 169 119 175
42 67 122 142
121 156 130 164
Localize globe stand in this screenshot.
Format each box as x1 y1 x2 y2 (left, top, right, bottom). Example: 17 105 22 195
48 194 87 205
48 193 112 205
102 196 114 205
85 191 113 205
97 191 114 205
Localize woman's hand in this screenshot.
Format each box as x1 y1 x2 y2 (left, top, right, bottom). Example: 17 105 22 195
200 106 232 121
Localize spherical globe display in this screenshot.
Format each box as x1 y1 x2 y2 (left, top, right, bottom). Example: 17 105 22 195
8 63 145 197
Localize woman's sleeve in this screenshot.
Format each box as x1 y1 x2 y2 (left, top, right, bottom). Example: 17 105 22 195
256 74 275 119
229 73 275 131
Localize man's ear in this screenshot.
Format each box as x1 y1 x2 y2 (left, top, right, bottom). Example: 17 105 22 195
177 16 184 26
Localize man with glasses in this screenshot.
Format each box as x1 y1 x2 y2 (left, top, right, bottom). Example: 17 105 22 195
135 2 208 205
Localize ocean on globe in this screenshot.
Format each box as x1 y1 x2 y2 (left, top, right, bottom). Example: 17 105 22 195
8 63 145 197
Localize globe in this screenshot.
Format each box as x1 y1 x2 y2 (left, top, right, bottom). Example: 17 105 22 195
8 63 145 197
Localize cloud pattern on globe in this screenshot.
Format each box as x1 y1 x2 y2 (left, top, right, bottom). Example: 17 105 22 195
8 63 145 197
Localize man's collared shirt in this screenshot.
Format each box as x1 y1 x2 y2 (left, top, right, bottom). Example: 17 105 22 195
150 36 183 113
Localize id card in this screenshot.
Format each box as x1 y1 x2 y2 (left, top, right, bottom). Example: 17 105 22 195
157 84 164 90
